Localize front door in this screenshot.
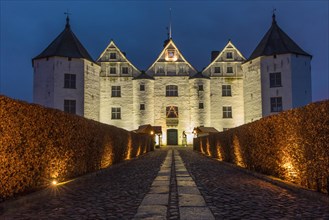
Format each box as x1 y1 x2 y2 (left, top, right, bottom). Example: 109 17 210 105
167 129 178 145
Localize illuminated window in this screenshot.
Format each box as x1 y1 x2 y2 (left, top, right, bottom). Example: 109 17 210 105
166 106 178 118
214 67 221 73
199 103 204 109
111 107 121 119
166 85 178 97
110 53 116 59
140 104 145 110
64 74 76 89
122 67 128 74
270 72 282 87
198 85 203 91
110 67 116 74
223 106 232 118
227 67 233 73
222 85 232 96
226 52 233 59
165 49 177 61
64 100 76 114
111 86 121 97
140 84 145 91
271 97 282 112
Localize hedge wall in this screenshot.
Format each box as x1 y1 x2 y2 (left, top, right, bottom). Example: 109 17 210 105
0 96 154 201
194 100 329 193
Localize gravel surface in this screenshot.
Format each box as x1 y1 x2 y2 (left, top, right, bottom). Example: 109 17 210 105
1 149 167 220
178 148 329 219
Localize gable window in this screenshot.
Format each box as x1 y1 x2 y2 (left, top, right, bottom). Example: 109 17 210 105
270 72 282 87
166 106 178 118
64 74 76 89
227 67 233 73
157 66 164 74
198 85 203 91
111 86 121 97
140 84 145 91
111 107 121 119
110 67 116 74
199 103 204 109
64 100 76 114
222 85 232 96
122 67 128 74
166 85 178 97
110 53 116 59
271 97 283 112
226 52 233 59
223 106 232 118
165 49 177 61
179 66 185 73
140 104 145 110
214 67 221 74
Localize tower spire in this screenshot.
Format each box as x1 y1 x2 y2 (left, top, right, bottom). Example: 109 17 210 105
169 8 172 39
272 8 277 24
64 10 71 28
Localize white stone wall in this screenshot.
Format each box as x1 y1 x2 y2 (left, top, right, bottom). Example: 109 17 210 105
84 61 101 121
290 55 312 107
242 58 263 123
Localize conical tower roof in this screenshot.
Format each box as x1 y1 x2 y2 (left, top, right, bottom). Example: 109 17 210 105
33 16 94 62
248 14 311 61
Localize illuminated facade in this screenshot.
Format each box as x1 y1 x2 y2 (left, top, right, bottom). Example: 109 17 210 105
33 14 312 145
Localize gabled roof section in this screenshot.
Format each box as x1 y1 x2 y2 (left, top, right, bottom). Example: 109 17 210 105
146 38 197 76
248 14 311 61
203 40 245 73
189 72 210 79
96 40 140 73
33 16 94 62
133 71 154 80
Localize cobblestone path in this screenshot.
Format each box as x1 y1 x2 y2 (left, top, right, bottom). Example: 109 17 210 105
1 147 329 219
1 150 167 219
178 148 329 219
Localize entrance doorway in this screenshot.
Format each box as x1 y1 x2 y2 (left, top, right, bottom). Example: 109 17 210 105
167 129 178 145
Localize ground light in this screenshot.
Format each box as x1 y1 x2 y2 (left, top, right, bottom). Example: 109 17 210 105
52 179 58 186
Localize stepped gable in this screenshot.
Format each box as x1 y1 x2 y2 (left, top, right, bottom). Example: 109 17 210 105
33 16 94 62
248 14 311 61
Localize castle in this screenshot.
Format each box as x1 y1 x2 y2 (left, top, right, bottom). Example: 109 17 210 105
32 14 312 145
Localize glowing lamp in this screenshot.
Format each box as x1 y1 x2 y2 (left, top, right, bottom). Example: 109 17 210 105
52 180 58 186
150 131 154 135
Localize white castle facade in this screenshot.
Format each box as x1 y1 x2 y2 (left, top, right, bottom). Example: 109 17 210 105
33 14 312 145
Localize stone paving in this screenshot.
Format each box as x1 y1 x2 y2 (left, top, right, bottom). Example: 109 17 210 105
178 148 329 219
1 147 329 220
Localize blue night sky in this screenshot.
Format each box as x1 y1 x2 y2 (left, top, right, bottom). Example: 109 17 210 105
0 1 328 102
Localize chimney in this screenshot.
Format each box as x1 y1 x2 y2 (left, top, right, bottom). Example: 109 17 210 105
211 51 219 62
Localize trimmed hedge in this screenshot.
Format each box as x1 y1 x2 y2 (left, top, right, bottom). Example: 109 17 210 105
0 96 154 201
194 100 329 193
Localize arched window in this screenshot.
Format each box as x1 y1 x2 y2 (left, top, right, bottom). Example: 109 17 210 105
166 85 178 97
166 106 178 118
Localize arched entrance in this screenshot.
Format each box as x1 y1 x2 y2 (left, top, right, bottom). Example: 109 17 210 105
167 129 178 145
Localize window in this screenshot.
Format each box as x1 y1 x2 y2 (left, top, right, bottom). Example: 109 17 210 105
226 52 233 59
270 72 282 87
110 67 116 74
157 66 164 74
140 84 145 91
222 85 232 96
111 107 121 119
227 67 233 73
166 85 178 97
199 103 204 109
110 53 116 59
111 86 121 97
166 106 178 118
64 74 76 89
271 97 282 112
223 106 232 118
198 85 203 91
179 66 185 73
140 104 145 110
214 67 221 73
122 67 128 74
64 100 76 114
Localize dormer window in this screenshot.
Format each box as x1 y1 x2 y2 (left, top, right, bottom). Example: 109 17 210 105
226 52 233 59
214 67 221 73
110 53 116 59
165 49 177 61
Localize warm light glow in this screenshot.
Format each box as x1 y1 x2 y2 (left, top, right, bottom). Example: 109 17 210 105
233 135 245 167
136 146 141 157
150 131 154 135
52 180 58 186
206 138 211 156
216 143 223 161
125 134 132 160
